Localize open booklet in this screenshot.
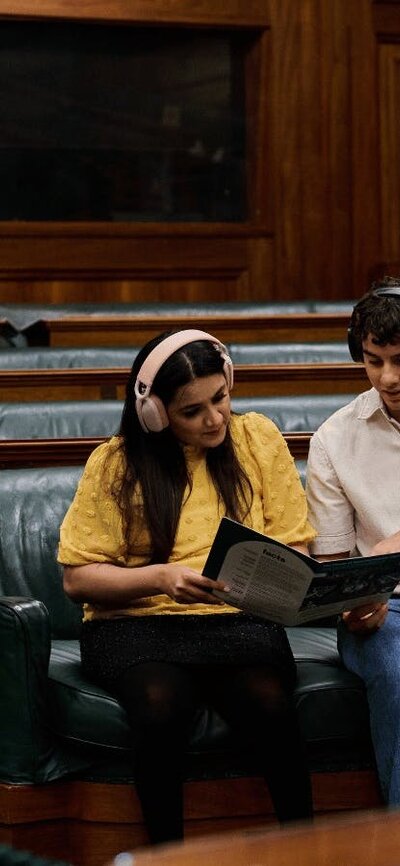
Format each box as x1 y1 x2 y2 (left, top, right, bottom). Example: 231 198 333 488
202 517 400 626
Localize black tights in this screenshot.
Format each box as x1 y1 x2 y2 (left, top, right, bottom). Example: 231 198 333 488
112 661 313 844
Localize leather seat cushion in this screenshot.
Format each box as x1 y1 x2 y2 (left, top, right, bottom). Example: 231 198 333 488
48 628 372 776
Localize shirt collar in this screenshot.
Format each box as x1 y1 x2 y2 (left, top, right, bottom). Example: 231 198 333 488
356 387 382 419
357 386 400 427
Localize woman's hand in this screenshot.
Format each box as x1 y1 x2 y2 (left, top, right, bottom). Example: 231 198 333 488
159 564 226 605
342 601 388 634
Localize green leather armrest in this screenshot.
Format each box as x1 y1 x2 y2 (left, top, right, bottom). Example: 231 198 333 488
0 597 81 784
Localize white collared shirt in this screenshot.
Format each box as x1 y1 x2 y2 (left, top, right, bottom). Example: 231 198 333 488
306 387 400 557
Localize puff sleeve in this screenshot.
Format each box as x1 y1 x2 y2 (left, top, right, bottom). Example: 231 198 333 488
233 413 316 546
58 439 128 565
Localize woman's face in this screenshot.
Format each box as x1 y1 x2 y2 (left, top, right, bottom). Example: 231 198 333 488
166 373 231 449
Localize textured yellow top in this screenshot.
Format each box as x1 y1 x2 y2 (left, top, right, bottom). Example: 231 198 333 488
58 412 315 620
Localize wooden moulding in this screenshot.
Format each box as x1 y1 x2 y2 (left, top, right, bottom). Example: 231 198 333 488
0 433 312 468
46 313 353 347
0 363 369 403
0 772 383 825
0 0 270 27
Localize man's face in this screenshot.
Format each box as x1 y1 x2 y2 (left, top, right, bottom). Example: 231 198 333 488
362 334 400 421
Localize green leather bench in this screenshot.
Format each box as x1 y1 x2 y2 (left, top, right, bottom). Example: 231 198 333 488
229 343 351 364
0 395 356 440
0 301 356 350
0 463 381 864
0 301 355 334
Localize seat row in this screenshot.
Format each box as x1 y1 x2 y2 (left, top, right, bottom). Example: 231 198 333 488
0 300 355 346
0 342 352 368
0 394 356 441
0 362 367 403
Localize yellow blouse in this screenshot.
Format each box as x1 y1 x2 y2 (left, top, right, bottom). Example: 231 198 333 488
58 412 316 620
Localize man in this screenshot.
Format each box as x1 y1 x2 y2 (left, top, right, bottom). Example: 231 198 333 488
306 277 400 806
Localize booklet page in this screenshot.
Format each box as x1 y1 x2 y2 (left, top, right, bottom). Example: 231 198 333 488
212 539 314 624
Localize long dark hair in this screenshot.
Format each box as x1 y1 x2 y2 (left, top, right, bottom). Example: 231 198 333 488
110 331 253 563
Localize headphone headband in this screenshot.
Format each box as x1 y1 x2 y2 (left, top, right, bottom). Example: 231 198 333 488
371 287 400 300
134 329 234 432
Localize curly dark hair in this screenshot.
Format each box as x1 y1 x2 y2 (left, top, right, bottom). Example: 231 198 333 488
348 277 400 360
106 331 253 564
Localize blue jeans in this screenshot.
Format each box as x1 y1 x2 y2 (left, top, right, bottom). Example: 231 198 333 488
338 598 400 805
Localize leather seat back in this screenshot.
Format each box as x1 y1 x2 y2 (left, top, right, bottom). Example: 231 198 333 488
0 466 83 638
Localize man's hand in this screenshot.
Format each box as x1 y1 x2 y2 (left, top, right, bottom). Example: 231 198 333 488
370 531 400 556
342 601 388 633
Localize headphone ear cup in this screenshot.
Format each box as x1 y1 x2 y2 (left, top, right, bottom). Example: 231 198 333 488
136 395 169 433
347 326 363 362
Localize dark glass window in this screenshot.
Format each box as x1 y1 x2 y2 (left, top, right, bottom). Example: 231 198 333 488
0 20 247 222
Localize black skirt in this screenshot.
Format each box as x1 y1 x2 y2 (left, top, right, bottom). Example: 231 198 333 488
80 613 297 691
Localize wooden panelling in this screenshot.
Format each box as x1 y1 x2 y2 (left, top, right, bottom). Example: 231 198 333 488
378 43 400 260
0 1 273 304
0 1 398 302
268 0 379 299
0 0 269 26
0 363 369 403
0 228 271 303
0 278 249 305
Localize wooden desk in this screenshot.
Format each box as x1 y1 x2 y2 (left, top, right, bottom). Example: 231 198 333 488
126 808 400 866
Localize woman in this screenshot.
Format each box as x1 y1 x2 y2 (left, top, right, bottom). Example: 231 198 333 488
59 329 315 844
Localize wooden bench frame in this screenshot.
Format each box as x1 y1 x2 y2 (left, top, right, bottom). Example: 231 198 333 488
0 363 368 402
0 771 382 866
0 433 311 468
45 312 352 347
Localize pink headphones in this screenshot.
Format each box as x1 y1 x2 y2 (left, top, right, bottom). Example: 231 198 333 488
134 329 234 433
